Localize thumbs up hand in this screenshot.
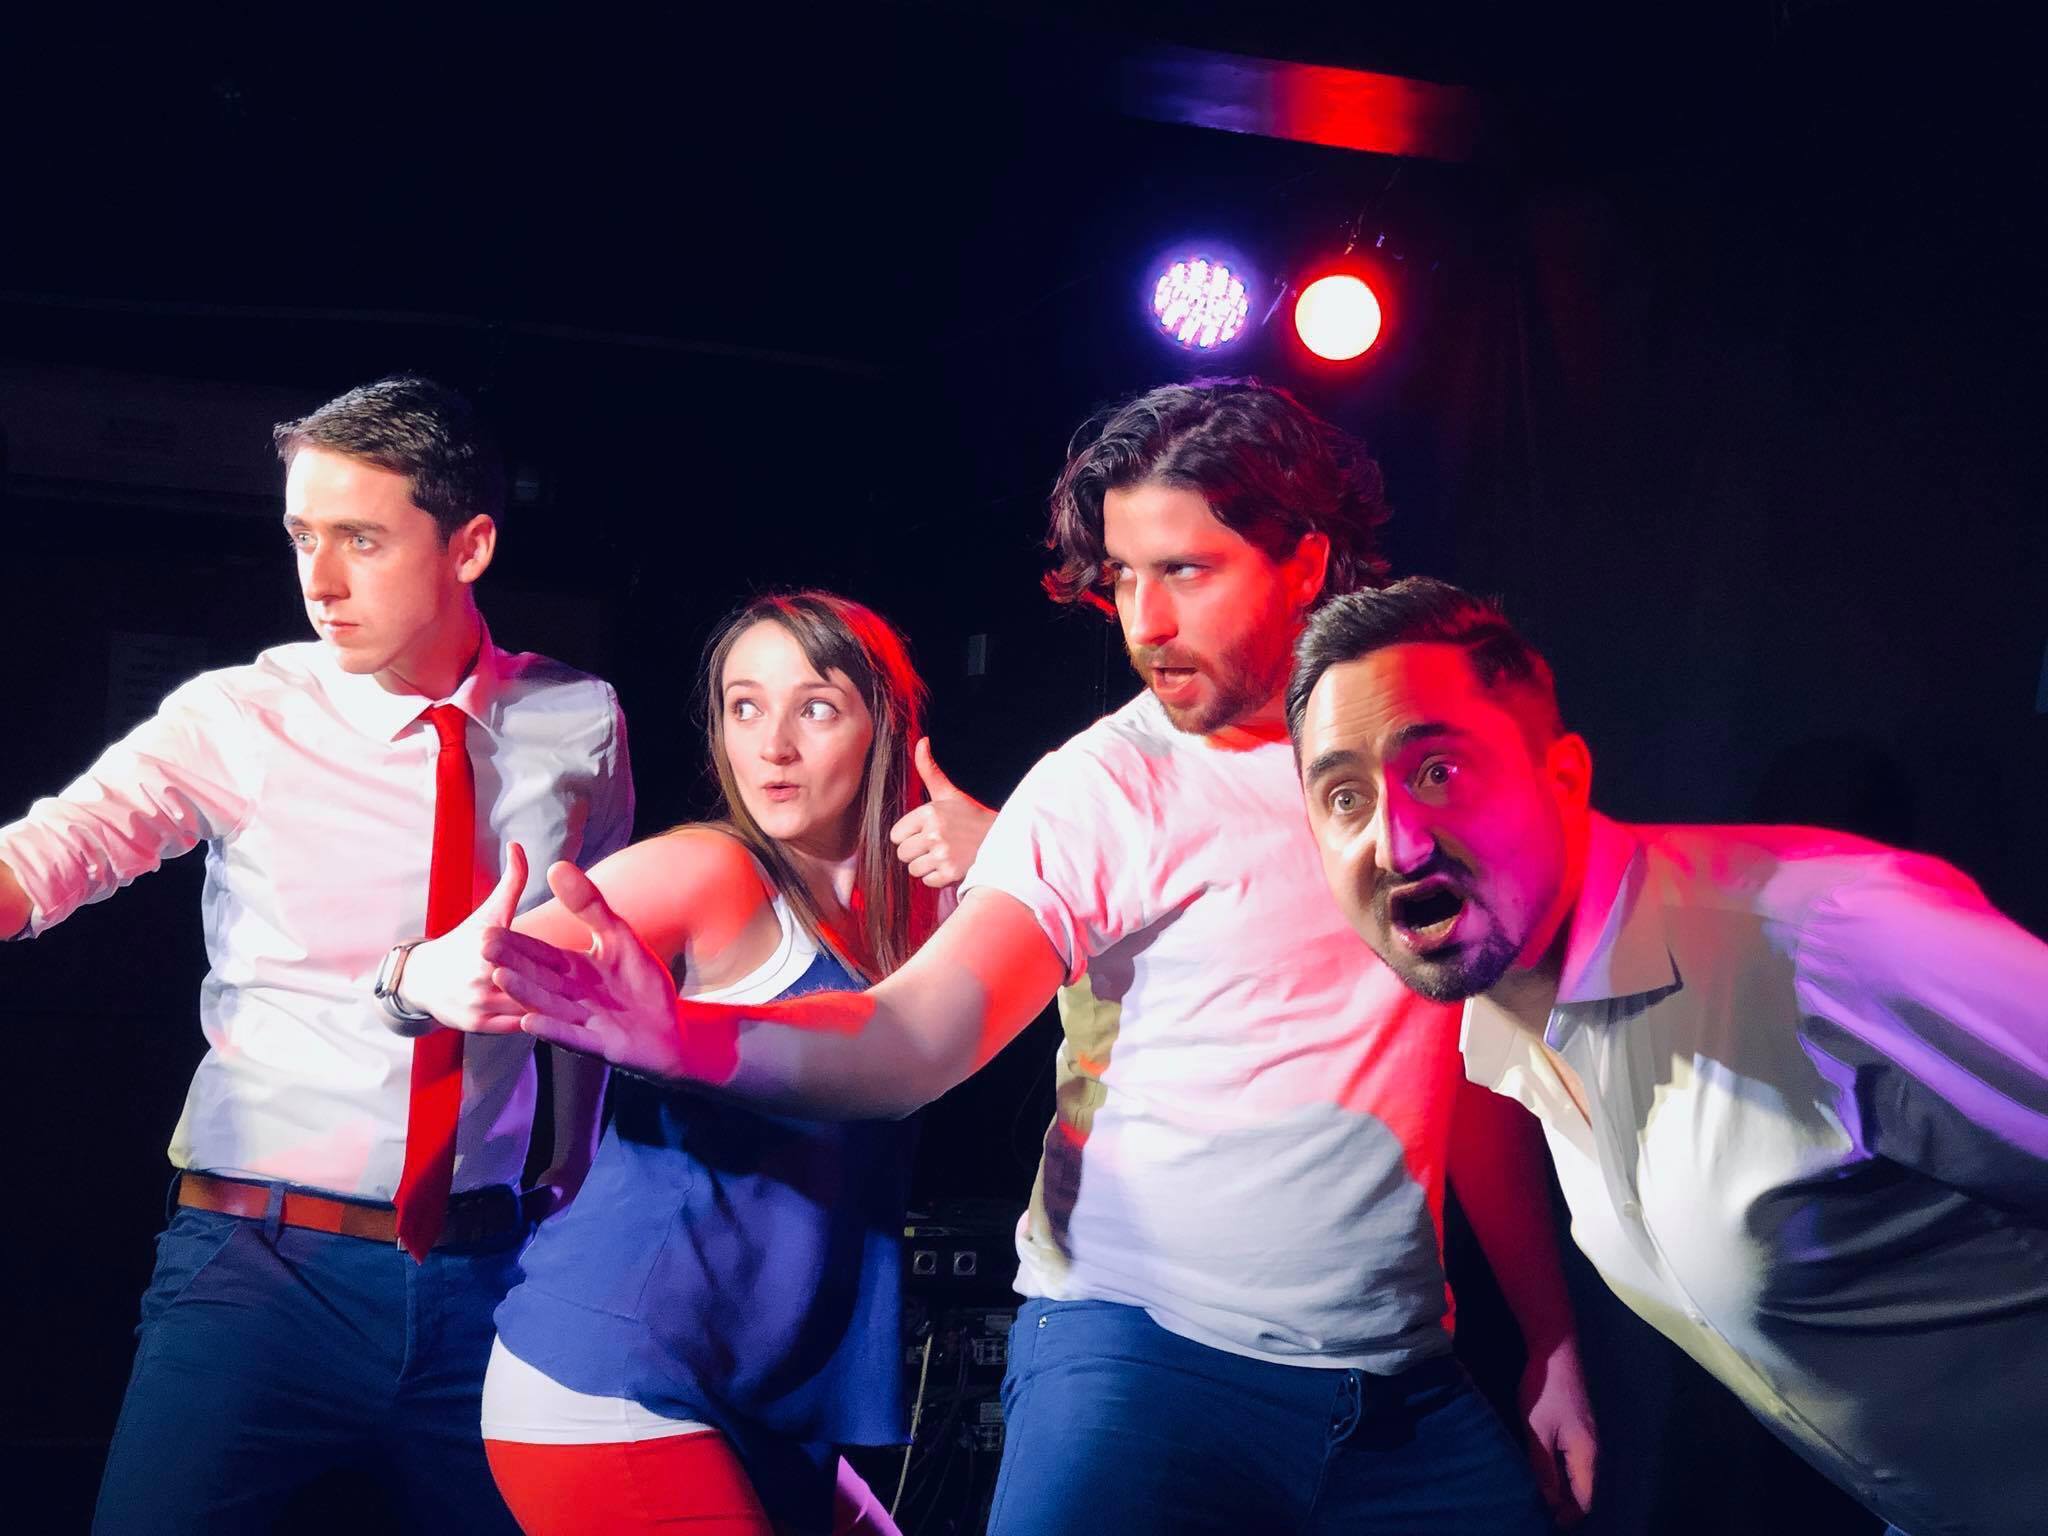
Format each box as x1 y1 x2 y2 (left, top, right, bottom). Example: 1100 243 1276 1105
382 842 532 1034
888 738 997 890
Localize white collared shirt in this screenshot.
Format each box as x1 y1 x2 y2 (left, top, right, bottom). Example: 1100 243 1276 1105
1463 813 2048 1536
0 628 633 1200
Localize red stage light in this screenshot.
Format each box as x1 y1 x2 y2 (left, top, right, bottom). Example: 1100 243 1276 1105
1293 273 1383 361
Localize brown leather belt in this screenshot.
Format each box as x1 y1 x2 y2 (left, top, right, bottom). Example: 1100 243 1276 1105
176 1171 527 1250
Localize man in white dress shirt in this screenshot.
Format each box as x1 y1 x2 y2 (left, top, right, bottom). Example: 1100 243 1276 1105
0 376 634 1534
1286 575 2048 1536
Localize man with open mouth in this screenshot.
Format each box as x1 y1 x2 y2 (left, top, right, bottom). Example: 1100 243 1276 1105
1288 575 2048 1536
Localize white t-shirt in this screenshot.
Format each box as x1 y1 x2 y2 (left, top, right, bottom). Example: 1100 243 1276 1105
962 690 1465 1370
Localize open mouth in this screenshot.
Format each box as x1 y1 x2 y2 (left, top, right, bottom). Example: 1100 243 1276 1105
1148 663 1202 702
1386 877 1469 953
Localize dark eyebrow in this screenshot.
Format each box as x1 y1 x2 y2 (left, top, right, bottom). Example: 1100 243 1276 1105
1303 747 1363 787
282 515 388 537
1390 721 1473 751
722 677 846 695
1306 722 1471 786
1100 542 1231 570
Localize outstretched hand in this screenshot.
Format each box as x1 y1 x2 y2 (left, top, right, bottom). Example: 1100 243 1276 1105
0 857 32 939
1520 1333 1597 1526
387 843 530 1035
486 860 738 1084
888 738 996 889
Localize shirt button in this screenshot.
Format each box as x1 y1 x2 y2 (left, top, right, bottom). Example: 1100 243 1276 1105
1620 1200 1642 1222
1684 1308 1706 1326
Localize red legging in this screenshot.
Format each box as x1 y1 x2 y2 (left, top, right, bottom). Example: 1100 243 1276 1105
483 1433 898 1536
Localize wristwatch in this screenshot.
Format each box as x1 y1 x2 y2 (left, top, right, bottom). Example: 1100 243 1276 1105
373 939 435 1029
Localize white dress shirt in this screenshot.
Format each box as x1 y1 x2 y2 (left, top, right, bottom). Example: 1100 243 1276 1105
1462 812 2048 1536
0 628 633 1201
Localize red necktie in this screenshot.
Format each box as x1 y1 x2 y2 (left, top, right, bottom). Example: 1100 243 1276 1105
393 704 477 1261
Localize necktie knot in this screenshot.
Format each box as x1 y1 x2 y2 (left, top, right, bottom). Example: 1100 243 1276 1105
425 703 467 752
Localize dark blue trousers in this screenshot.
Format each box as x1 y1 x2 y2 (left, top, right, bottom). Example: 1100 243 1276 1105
92 1185 525 1536
988 1297 1554 1536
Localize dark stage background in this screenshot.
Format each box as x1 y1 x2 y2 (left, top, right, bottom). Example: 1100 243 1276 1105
2 4 2041 1532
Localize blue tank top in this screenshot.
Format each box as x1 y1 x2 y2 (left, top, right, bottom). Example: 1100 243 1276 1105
495 896 913 1461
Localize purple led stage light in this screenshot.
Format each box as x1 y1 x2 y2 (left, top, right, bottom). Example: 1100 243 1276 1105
1150 256 1252 350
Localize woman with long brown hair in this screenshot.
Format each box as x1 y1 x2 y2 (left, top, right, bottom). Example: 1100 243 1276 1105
400 591 946 1535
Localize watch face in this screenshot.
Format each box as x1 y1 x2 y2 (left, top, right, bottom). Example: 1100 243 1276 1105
377 944 420 1003
375 943 436 1036
374 943 406 998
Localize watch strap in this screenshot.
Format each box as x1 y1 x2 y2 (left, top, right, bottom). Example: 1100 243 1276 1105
374 939 434 1024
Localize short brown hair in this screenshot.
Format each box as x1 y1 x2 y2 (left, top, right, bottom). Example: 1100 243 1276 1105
1287 577 1564 752
273 375 505 538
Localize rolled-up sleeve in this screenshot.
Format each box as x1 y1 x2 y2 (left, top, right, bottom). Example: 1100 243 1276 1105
0 674 253 937
958 746 1148 988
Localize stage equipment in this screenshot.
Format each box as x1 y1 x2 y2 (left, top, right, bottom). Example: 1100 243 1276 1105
850 1200 1021 1532
1293 269 1384 360
1148 252 1255 351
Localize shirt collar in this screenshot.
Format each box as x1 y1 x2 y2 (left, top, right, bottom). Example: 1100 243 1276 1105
1553 810 1678 1008
1459 811 1679 1101
316 620 507 743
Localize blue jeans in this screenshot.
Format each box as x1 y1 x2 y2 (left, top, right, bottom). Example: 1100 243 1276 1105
92 1186 527 1536
988 1298 1553 1536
